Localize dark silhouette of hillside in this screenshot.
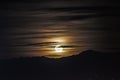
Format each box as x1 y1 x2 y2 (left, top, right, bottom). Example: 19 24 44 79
0 50 120 80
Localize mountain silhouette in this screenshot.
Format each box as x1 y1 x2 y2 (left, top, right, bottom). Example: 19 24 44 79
0 50 120 80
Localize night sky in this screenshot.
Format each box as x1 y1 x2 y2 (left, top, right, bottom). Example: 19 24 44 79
0 0 120 59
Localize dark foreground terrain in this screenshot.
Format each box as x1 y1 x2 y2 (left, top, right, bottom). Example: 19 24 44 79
0 50 120 80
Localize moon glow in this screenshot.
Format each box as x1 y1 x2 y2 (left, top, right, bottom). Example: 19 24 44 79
55 45 63 52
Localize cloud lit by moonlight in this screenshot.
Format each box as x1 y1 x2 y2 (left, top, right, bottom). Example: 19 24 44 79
55 45 63 53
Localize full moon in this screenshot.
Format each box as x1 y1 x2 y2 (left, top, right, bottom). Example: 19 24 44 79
55 45 63 52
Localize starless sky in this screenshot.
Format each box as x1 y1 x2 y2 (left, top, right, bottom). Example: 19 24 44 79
0 0 120 59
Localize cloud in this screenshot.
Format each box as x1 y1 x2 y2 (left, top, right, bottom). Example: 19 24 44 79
13 42 60 47
0 1 120 59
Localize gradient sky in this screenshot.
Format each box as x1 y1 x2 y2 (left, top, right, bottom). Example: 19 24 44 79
0 0 120 59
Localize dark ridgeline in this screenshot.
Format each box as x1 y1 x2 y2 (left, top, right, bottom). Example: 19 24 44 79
0 50 120 80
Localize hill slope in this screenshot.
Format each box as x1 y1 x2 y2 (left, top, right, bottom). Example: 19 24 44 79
0 50 120 80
